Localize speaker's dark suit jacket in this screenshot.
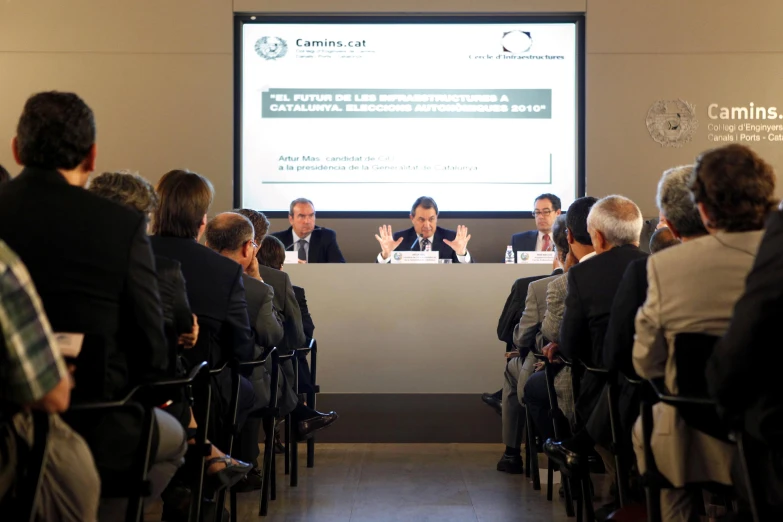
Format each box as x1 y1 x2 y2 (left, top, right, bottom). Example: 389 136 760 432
560 244 648 426
271 226 346 263
496 269 562 350
391 226 474 263
257 264 306 352
0 166 170 472
511 230 538 259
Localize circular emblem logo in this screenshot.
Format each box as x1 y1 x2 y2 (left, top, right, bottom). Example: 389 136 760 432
393 252 402 261
646 99 699 147
502 31 533 54
255 37 288 60
520 253 530 261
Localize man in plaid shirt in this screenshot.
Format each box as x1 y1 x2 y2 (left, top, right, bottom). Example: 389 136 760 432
0 239 100 521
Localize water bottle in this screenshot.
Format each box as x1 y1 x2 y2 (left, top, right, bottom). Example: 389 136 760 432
505 245 515 264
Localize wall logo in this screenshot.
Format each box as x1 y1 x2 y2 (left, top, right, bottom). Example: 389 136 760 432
646 99 699 147
255 36 288 60
502 31 533 54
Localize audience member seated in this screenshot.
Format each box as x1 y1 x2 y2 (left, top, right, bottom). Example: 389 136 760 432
0 91 186 520
256 235 339 441
510 193 563 256
708 207 783 517
543 195 646 489
270 198 346 263
524 197 597 445
0 164 10 184
293 283 316 396
497 215 570 474
375 196 473 263
632 143 776 522
648 226 680 253
87 171 251 511
0 240 100 521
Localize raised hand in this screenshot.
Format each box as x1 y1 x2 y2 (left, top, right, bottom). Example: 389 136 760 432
375 224 404 260
442 225 471 256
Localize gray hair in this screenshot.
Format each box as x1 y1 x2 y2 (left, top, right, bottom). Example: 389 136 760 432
656 165 708 238
289 198 314 216
586 195 643 246
649 226 680 253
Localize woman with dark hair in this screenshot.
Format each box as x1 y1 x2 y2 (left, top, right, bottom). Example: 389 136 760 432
632 144 776 521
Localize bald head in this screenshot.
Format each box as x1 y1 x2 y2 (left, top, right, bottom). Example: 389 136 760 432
587 195 643 251
205 212 255 253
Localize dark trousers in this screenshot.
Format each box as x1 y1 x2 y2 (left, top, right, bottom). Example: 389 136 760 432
234 375 262 465
524 371 572 443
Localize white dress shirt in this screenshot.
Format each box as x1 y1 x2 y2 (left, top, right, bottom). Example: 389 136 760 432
378 234 471 263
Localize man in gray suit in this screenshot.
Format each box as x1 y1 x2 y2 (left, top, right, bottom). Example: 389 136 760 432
497 216 569 474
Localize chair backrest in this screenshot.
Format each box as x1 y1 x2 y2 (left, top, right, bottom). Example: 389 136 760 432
672 333 727 441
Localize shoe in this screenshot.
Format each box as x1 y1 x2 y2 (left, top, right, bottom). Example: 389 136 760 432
296 410 338 441
543 439 585 474
481 392 503 416
496 453 524 474
203 455 252 497
232 467 262 492
594 500 620 521
274 430 285 455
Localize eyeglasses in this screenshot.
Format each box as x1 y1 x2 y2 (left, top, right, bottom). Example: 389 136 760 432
533 209 553 217
250 240 258 249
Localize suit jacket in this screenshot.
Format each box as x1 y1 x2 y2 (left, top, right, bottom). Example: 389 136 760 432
603 256 649 379
513 273 561 356
497 273 552 349
242 274 284 351
271 226 346 263
257 264 306 352
0 167 169 401
155 255 193 343
541 273 568 344
633 230 763 487
150 236 254 367
708 212 783 445
391 226 474 263
560 245 648 425
293 286 315 342
639 218 659 254
511 230 538 259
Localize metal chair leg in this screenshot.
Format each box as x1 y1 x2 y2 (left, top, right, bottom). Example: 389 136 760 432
547 462 554 501
284 416 291 475
563 475 576 517
259 416 275 516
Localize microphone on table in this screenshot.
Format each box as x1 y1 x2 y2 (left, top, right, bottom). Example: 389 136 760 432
410 236 419 251
285 243 295 251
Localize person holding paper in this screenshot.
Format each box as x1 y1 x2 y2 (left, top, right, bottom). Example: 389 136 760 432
375 196 474 263
510 193 562 260
271 198 346 263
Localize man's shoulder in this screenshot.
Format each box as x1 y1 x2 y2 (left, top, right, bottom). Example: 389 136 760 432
154 237 240 274
530 274 559 292
270 228 292 240
258 264 290 285
436 226 456 240
512 230 537 240
393 227 415 240
314 227 337 240
242 272 273 296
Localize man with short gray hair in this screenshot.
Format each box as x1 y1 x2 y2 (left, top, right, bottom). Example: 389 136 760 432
270 198 346 263
544 194 648 475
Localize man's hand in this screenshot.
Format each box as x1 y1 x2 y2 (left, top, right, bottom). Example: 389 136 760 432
178 315 199 349
246 255 261 280
375 225 404 260
564 250 579 272
297 259 307 264
552 253 564 272
542 341 560 363
442 225 471 256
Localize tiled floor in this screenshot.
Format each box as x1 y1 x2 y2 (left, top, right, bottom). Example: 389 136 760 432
225 444 581 522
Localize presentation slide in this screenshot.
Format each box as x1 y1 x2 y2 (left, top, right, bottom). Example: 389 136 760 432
239 19 579 212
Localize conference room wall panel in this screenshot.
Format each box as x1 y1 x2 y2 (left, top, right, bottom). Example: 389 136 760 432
233 0 586 14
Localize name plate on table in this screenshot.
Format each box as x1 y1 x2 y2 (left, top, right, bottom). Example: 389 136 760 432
390 251 440 264
285 251 301 265
517 251 556 264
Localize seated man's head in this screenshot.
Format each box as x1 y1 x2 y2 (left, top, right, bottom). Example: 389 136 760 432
552 214 569 265
152 169 214 240
410 196 438 239
565 196 598 260
0 164 10 184
288 198 316 238
689 144 776 233
88 171 158 224
649 226 680 254
533 193 562 234
586 195 643 254
656 165 708 241
12 91 96 187
235 208 270 245
257 235 286 271
204 212 257 271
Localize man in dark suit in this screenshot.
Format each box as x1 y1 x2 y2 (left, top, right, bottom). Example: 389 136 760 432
375 196 473 263
271 198 345 263
510 193 562 260
0 91 186 516
544 195 647 473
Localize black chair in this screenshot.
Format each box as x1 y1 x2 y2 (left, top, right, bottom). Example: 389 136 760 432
640 332 735 522
0 410 50 522
68 361 210 522
532 352 576 518
305 339 320 469
282 339 314 488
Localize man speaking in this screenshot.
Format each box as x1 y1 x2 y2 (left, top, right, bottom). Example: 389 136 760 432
271 198 346 263
375 196 473 263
